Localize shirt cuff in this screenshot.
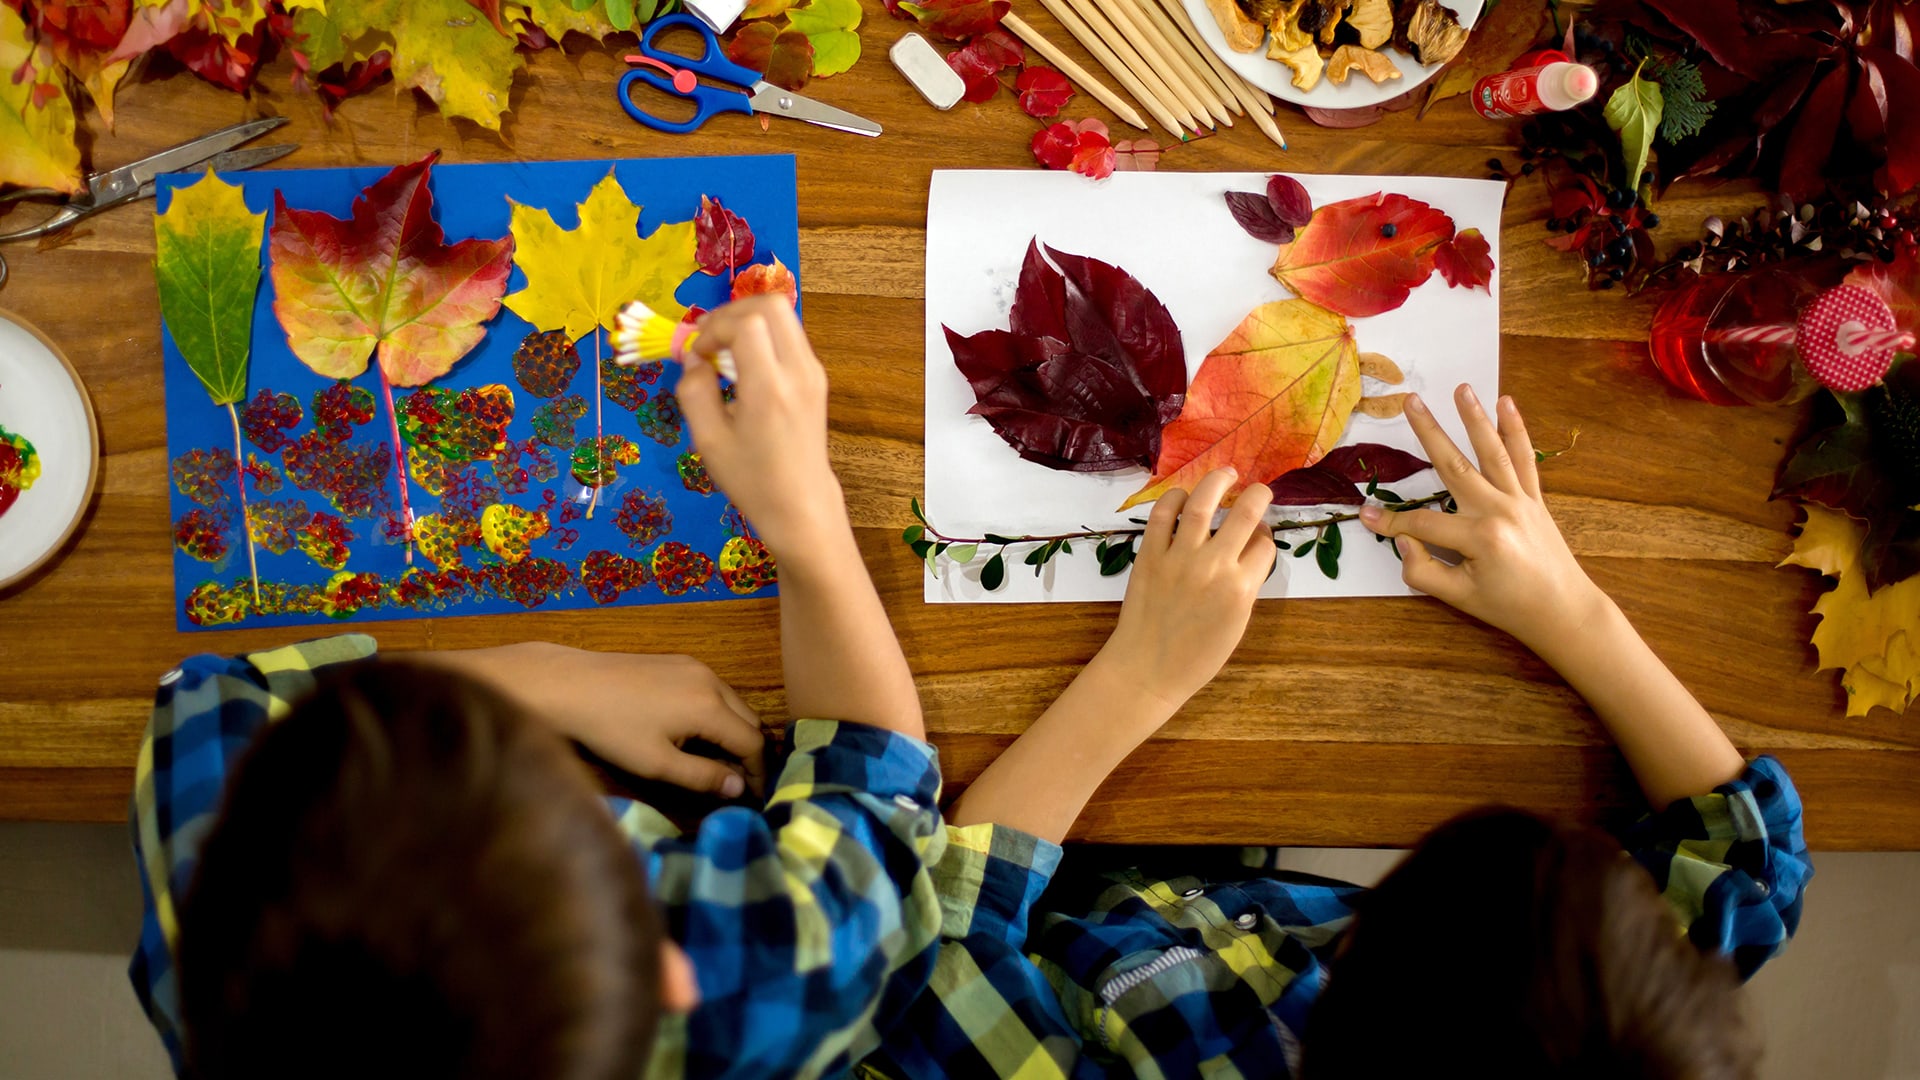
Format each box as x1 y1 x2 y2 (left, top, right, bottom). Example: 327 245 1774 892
769 718 942 810
240 634 379 720
933 822 1064 947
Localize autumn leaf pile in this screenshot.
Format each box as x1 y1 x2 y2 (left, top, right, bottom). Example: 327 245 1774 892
946 177 1495 514
0 0 867 192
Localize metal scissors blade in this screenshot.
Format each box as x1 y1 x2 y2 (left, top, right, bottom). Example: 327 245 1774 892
91 117 290 208
133 143 299 200
747 83 882 137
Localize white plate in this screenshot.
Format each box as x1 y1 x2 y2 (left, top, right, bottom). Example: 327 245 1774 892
0 309 98 588
1180 0 1483 108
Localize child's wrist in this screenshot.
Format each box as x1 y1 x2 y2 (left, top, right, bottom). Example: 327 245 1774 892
1086 645 1185 733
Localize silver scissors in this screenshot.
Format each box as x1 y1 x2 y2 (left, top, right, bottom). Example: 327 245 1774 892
0 116 296 288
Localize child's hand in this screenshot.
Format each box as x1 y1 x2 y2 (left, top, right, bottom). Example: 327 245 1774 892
1101 467 1276 712
675 295 844 556
1358 386 1606 656
412 644 766 798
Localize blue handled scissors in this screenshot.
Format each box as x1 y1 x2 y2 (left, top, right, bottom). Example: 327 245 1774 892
618 13 881 137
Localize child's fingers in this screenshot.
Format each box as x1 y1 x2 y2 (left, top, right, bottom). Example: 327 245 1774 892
653 748 752 801
1497 395 1542 500
1455 384 1521 497
1237 516 1278 580
1405 393 1494 503
676 355 730 451
694 307 782 390
1215 480 1272 555
1143 486 1188 555
1359 503 1476 554
1394 534 1462 602
1175 468 1239 549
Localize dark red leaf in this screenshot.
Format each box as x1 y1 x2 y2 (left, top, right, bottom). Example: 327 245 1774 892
1031 122 1077 170
726 23 815 90
1314 443 1430 484
1549 175 1601 220
1225 191 1294 243
1015 66 1073 118
1863 46 1920 195
947 47 1001 102
946 239 1185 471
1268 465 1366 506
168 22 268 92
900 0 1009 41
1266 175 1311 228
971 28 1024 67
694 195 754 277
1777 62 1851 199
1433 228 1494 291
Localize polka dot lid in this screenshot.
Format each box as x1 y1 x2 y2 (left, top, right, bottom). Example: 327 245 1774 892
1796 284 1907 393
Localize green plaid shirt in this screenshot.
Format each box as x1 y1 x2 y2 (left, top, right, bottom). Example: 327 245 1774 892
863 757 1809 1080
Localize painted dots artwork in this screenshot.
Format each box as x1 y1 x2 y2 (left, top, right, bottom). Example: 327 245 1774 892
156 155 796 629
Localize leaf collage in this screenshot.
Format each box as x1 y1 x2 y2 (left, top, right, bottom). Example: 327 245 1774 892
159 155 788 628
930 175 1493 588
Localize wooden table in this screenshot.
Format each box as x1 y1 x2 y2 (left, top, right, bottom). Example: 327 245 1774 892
1 14 1913 848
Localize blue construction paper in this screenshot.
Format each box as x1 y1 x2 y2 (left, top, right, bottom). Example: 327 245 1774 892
158 154 795 631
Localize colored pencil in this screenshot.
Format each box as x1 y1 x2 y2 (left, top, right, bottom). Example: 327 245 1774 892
1002 13 1150 131
1095 0 1233 126
1039 0 1195 135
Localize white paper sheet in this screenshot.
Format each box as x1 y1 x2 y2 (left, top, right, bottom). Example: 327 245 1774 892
924 170 1504 604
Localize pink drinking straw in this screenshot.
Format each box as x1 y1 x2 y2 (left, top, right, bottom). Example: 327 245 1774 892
1707 284 1913 393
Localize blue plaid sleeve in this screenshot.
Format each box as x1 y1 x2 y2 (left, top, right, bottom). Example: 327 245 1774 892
863 822 1091 1080
127 635 378 1074
622 719 947 1080
1624 755 1811 978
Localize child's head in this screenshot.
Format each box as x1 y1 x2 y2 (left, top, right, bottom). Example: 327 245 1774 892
176 659 694 1080
1304 807 1756 1079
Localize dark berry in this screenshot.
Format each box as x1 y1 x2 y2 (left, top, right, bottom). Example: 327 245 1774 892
1545 217 1563 231
1487 158 1502 170
1609 266 1626 281
1589 251 1608 267
1381 223 1397 238
1599 277 1616 289
1607 187 1634 209
1520 162 1535 175
1645 213 1661 228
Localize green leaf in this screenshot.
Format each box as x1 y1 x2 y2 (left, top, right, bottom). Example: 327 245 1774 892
1375 488 1404 504
1098 537 1136 576
154 171 266 407
1096 539 1110 561
903 524 924 545
910 538 934 558
1364 476 1378 497
982 552 1006 590
984 533 1015 545
910 496 927 525
947 543 978 564
784 0 861 76
1294 537 1316 558
1604 61 1663 191
569 0 595 10
605 0 635 30
1060 540 1073 556
1652 59 1714 144
1024 545 1049 566
1316 522 1343 578
1274 538 1291 550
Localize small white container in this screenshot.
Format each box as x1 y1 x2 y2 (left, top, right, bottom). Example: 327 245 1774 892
890 32 966 110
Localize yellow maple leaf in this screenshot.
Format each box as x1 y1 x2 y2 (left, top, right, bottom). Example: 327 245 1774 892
289 0 522 130
0 6 81 193
507 0 616 42
1781 504 1920 716
502 170 699 342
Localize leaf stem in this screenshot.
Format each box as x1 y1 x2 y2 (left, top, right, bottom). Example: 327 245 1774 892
375 364 415 565
588 329 603 519
227 402 260 605
916 490 1454 547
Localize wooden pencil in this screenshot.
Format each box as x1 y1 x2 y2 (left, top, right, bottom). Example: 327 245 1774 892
1034 0 1192 137
1062 0 1205 129
1091 0 1231 127
1127 0 1239 113
1150 0 1278 117
1001 13 1150 131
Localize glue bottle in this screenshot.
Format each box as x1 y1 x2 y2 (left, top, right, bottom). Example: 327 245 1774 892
1469 52 1598 119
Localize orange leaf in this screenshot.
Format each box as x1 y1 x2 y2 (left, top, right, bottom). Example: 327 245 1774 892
1119 299 1360 510
1269 193 1456 317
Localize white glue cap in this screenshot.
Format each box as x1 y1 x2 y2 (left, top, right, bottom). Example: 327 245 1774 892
1540 62 1599 110
684 0 746 32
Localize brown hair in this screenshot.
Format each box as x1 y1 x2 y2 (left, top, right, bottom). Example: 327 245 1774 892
177 660 663 1080
1303 807 1755 1080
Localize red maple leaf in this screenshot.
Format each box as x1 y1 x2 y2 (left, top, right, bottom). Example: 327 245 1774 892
1015 66 1073 118
1433 228 1494 291
694 194 755 278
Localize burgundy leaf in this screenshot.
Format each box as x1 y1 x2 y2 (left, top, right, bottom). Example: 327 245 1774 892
1266 175 1312 228
1225 191 1294 244
1864 46 1920 195
694 195 754 277
971 28 1024 67
946 239 1186 471
1267 465 1367 506
1777 62 1851 199
1314 443 1431 484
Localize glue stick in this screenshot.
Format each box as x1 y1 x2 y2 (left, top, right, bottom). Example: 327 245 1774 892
1470 59 1598 119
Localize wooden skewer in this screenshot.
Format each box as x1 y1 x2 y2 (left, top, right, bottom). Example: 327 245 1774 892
1127 0 1238 113
1001 13 1150 131
1146 0 1286 146
1150 0 1277 117
1037 0 1194 136
1091 0 1230 127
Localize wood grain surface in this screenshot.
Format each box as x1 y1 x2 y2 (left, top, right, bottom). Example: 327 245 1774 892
0 10 1912 847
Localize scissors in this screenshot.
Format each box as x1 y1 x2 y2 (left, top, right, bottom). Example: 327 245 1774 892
0 117 296 288
619 14 881 137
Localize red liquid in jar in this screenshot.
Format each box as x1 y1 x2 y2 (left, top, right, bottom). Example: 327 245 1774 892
1647 271 1817 405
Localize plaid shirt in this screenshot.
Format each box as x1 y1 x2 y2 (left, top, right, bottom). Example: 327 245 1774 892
129 635 947 1080
863 757 1809 1080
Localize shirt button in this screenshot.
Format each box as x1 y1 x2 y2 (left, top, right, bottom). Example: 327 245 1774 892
1182 888 1203 899
1235 913 1258 930
893 794 919 810
158 668 182 687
